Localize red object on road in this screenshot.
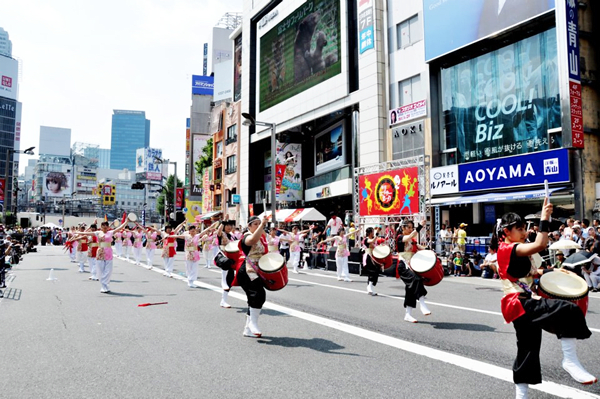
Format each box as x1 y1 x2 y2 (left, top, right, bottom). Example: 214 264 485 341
138 302 168 307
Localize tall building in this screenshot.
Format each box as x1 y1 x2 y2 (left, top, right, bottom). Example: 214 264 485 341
98 148 111 169
1 51 20 213
0 27 12 57
109 110 150 170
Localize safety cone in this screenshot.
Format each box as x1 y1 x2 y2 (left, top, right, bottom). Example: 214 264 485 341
46 269 57 281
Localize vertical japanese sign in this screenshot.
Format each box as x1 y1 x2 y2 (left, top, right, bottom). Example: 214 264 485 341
0 178 5 204
358 0 374 54
565 0 583 148
358 167 420 216
176 188 184 210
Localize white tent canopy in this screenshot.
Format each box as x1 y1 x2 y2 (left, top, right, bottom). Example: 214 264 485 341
256 208 326 223
41 222 62 229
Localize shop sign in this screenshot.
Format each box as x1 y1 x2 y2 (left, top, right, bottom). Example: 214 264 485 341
458 148 569 192
430 165 459 195
389 100 426 126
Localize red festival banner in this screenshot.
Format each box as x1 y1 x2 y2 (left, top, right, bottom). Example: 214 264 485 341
358 167 419 216
275 164 286 194
0 178 5 203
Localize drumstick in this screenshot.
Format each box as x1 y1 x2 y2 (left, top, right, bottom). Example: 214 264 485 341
138 302 168 307
544 179 552 222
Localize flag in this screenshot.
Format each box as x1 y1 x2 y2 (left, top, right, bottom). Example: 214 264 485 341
121 212 127 224
104 214 108 222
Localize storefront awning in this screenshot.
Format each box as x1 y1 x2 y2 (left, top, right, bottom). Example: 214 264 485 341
431 187 567 206
201 211 222 220
256 208 327 222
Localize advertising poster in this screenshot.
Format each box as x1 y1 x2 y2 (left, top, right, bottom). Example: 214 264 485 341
135 148 146 174
359 167 419 216
315 122 344 174
265 142 303 202
0 56 18 100
192 75 214 96
0 178 5 203
441 29 560 164
146 148 163 180
192 134 208 187
202 168 212 214
176 188 184 210
185 200 203 224
424 0 555 61
259 0 342 111
233 35 242 102
358 0 374 54
42 172 72 197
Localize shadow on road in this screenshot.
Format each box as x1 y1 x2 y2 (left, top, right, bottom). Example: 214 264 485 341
420 321 501 333
103 291 145 297
257 336 360 356
0 288 22 301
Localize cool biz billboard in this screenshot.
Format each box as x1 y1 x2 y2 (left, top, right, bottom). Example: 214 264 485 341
440 29 561 164
259 0 342 112
192 75 214 96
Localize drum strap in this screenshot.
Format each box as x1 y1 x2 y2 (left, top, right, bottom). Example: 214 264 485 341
246 258 266 282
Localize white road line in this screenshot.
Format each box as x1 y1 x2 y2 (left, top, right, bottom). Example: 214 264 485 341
137 262 600 399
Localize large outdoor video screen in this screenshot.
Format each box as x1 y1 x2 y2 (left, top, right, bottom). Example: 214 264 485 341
259 0 342 112
440 29 561 164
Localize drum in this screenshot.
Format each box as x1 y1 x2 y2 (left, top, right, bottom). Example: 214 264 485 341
224 241 241 263
372 245 393 268
258 253 288 291
128 213 138 222
539 271 589 316
112 219 120 228
410 250 444 286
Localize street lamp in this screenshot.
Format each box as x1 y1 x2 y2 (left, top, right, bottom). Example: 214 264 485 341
154 157 177 224
3 146 35 225
242 113 277 226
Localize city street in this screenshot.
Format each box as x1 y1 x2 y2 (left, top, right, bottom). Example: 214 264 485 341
1 247 600 399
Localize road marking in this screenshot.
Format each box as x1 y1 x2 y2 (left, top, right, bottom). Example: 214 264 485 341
138 262 600 399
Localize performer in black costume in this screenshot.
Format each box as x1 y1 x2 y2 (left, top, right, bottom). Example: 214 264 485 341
216 217 237 308
396 219 430 323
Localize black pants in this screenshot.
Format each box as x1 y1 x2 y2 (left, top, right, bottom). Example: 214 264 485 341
236 263 266 309
224 268 235 290
0 265 7 287
512 297 591 384
397 261 427 308
280 248 290 262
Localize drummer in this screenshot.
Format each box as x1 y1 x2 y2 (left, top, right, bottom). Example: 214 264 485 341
363 235 384 296
145 225 159 268
494 199 596 399
217 218 238 308
237 216 269 338
396 219 431 323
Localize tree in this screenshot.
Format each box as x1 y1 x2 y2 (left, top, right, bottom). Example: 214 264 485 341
156 174 184 217
194 138 213 179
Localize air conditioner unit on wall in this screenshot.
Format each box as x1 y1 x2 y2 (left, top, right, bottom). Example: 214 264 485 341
255 190 271 202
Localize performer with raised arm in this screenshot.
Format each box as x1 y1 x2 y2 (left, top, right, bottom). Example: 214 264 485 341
216 217 238 308
160 221 185 277
78 221 127 293
144 225 159 268
237 216 269 338
277 225 313 273
363 234 384 296
113 227 123 258
171 223 215 288
122 226 133 261
396 219 431 323
201 228 219 269
320 228 353 282
132 225 145 265
73 224 89 273
494 198 596 399
87 224 99 281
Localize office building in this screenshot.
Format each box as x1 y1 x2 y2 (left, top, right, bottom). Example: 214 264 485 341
109 110 150 170
98 148 111 169
0 27 11 57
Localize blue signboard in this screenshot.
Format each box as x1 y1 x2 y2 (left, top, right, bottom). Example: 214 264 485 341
458 148 569 192
192 75 214 96
232 194 240 205
423 0 555 61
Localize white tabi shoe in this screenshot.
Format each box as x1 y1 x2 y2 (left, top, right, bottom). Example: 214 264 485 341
418 297 432 316
243 316 254 337
220 291 231 308
248 308 262 337
515 383 528 399
561 338 598 384
404 306 418 323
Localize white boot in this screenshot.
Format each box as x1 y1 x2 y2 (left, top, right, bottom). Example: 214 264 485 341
367 281 377 296
221 270 229 290
243 315 254 337
293 263 299 274
404 306 417 323
561 338 598 384
418 296 431 316
220 290 231 308
515 383 528 399
248 307 262 337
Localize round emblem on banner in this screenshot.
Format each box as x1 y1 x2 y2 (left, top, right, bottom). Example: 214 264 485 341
183 207 188 214
374 175 398 212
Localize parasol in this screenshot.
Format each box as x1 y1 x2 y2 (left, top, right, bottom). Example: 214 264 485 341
549 240 582 250
563 251 598 268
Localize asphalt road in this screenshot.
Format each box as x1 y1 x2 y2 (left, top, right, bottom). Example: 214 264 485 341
1 246 600 399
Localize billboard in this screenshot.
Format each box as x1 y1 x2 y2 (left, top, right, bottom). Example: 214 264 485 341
358 167 420 216
192 134 208 187
136 148 163 180
265 141 303 202
259 0 342 112
233 35 242 102
135 148 146 174
212 27 234 102
315 121 345 175
0 56 18 100
424 0 555 61
192 75 214 96
185 199 203 223
42 171 72 197
440 29 560 164
0 178 4 204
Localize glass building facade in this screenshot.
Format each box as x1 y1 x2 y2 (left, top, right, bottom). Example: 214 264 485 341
109 110 150 170
0 96 16 209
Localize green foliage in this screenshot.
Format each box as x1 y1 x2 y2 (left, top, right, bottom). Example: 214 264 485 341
156 174 184 216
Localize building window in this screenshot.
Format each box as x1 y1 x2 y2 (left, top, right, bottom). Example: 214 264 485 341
226 124 237 145
215 167 222 181
216 141 223 157
228 188 237 205
397 14 421 49
226 155 236 174
215 194 222 208
398 75 423 107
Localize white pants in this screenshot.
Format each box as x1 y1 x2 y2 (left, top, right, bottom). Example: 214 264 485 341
146 248 155 266
583 268 600 289
123 245 131 259
186 259 199 286
290 251 301 269
205 247 217 267
69 248 77 261
89 256 97 279
97 259 113 292
336 256 350 280
133 247 143 264
77 251 87 271
114 242 123 257
163 256 174 273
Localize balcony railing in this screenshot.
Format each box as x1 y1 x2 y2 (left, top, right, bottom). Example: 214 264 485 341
225 167 237 175
225 135 238 145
